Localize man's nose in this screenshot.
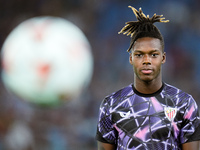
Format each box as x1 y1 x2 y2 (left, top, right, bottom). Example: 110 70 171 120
143 55 151 65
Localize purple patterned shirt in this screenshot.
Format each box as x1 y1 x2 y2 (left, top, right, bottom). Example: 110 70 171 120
96 83 200 149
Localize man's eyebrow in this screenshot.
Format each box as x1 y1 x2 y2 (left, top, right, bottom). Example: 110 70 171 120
133 49 160 53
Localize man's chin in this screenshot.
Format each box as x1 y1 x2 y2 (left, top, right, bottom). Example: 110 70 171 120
135 73 155 83
140 76 154 83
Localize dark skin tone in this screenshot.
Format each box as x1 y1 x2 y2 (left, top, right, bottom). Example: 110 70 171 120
97 37 199 150
129 37 165 94
97 142 116 150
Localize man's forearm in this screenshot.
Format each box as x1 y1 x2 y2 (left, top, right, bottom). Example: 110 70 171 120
182 141 199 150
97 141 116 150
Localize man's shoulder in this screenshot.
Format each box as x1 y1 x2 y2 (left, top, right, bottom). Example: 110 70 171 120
163 83 192 99
103 84 134 103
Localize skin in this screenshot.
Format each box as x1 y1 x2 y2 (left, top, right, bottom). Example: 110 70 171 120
97 142 116 150
97 37 199 150
129 37 166 94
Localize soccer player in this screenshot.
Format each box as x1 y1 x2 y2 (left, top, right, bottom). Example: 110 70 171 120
96 6 200 150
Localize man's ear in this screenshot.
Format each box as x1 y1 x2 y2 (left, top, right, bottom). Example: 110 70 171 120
129 53 133 65
162 52 166 64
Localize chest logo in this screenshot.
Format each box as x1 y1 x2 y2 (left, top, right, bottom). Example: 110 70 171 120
164 106 177 121
119 111 131 119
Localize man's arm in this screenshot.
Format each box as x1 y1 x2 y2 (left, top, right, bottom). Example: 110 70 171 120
97 141 116 150
182 141 199 150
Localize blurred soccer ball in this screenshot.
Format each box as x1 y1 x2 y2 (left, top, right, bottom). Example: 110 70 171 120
1 16 93 107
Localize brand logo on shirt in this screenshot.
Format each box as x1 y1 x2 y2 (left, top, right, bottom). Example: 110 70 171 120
119 111 131 119
164 106 177 121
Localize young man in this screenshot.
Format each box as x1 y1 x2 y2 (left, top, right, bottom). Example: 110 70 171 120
96 6 200 150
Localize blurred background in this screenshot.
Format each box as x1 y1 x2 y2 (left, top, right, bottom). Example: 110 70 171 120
0 0 200 149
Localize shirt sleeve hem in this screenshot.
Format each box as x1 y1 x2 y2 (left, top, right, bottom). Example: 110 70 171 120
96 135 116 144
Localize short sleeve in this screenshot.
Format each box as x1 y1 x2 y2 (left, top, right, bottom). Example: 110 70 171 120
96 97 118 144
180 96 200 143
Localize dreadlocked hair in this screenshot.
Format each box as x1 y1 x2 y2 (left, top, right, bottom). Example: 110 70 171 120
118 6 169 52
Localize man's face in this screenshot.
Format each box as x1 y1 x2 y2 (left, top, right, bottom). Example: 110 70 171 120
129 37 166 83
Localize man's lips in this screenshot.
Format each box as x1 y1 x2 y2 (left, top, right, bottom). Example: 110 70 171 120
141 69 153 74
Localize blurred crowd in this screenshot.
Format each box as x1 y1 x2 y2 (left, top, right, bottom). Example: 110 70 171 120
0 0 200 149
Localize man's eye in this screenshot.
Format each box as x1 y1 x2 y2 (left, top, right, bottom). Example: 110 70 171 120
135 54 142 57
152 53 158 57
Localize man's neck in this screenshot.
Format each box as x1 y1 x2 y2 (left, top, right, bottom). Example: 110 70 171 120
134 79 163 95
